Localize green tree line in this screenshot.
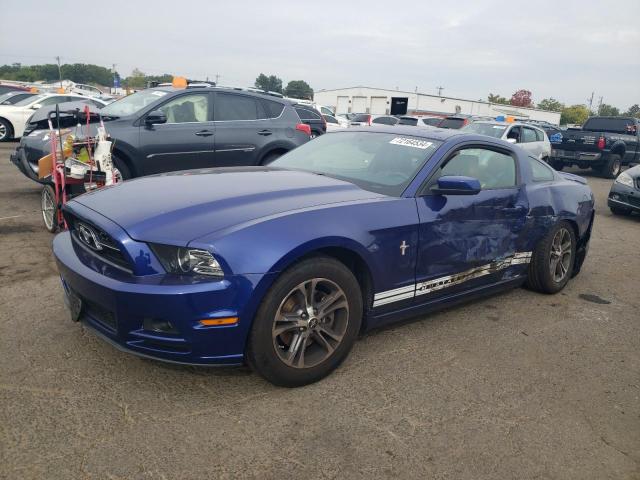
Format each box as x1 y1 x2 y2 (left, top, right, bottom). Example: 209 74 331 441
254 73 313 99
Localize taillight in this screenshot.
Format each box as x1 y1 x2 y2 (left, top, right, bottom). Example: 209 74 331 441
597 136 606 149
296 123 311 136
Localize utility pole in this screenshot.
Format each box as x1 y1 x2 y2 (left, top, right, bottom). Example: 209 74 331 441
597 96 603 114
587 91 594 113
215 73 220 85
55 56 62 88
436 86 444 96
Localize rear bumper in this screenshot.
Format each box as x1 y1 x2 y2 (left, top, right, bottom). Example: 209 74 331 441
608 182 640 212
53 231 270 366
550 149 603 163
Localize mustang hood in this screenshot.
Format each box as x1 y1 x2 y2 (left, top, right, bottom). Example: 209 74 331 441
72 167 383 245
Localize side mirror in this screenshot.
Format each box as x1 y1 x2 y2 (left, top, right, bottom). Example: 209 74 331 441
145 110 167 125
31 103 42 110
506 138 517 144
431 175 481 195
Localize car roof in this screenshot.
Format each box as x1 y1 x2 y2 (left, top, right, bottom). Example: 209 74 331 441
151 86 291 103
472 120 542 128
348 125 464 140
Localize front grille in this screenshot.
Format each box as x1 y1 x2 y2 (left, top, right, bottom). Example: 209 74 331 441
65 212 132 272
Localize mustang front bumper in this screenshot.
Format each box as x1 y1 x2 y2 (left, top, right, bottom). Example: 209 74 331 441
53 231 270 366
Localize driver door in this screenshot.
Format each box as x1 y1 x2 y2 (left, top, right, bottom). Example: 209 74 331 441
414 145 529 303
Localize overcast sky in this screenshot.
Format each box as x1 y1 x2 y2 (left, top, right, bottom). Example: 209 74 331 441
1 0 638 109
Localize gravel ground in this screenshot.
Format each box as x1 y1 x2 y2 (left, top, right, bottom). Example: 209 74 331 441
0 141 638 480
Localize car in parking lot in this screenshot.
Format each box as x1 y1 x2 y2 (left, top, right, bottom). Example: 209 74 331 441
323 114 349 131
294 104 326 138
11 86 311 182
398 115 442 127
462 121 551 160
608 164 640 215
0 91 37 106
349 114 399 126
53 127 594 386
0 92 109 141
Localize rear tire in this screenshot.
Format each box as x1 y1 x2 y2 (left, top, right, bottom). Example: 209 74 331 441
0 118 13 142
550 159 564 171
526 221 576 294
600 154 621 179
246 256 362 387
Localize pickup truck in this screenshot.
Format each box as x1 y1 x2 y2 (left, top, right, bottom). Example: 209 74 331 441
549 116 640 178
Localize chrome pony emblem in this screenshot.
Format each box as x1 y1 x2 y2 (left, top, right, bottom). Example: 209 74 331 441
77 223 103 251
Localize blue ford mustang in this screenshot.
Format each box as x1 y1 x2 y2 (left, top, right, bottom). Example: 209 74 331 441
54 127 595 386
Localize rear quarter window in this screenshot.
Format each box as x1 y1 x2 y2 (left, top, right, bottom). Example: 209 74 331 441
262 100 285 118
295 107 321 121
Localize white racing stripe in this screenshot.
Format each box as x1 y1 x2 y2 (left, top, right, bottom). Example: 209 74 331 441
372 252 532 308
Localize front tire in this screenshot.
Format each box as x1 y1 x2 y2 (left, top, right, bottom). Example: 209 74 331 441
550 159 564 171
600 154 621 179
526 221 576 294
246 256 362 387
0 118 13 142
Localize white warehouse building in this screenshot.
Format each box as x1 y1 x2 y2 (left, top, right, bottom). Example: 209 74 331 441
313 86 561 125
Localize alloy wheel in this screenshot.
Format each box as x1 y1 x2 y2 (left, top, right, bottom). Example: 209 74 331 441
0 123 7 140
549 227 572 282
272 278 349 369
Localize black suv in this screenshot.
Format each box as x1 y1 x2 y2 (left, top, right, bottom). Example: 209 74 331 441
11 86 310 182
293 104 326 138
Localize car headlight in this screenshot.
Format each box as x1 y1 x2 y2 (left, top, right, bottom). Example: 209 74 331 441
149 244 223 277
615 172 634 188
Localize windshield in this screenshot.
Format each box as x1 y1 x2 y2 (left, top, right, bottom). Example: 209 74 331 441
398 117 418 126
100 89 168 117
462 123 507 138
271 131 442 196
439 118 466 129
351 114 370 122
13 93 46 106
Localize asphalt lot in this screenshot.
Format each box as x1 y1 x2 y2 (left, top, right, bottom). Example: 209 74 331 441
0 140 638 480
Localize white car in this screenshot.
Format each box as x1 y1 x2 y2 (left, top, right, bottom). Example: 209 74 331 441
0 93 109 141
323 114 349 131
462 121 552 160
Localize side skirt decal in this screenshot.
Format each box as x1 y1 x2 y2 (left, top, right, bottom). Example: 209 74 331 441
372 252 532 308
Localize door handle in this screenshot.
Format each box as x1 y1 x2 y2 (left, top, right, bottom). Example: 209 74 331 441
503 205 527 214
195 130 214 137
257 130 273 136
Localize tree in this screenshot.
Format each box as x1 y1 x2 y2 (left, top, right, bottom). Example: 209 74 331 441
597 103 620 116
510 89 533 107
126 68 147 89
624 104 640 119
284 80 313 100
254 73 283 93
560 105 590 125
488 93 509 105
537 98 564 112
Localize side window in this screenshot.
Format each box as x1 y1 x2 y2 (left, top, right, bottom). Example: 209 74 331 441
522 127 538 143
295 107 321 121
372 116 390 125
535 128 544 141
215 93 261 121
527 156 555 181
506 126 521 143
262 99 284 119
39 96 67 107
435 147 517 190
320 106 334 116
324 115 338 124
159 93 210 123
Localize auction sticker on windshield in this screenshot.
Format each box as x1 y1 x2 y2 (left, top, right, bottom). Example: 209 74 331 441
389 137 433 149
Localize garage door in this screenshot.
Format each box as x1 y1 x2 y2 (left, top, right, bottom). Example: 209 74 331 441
336 96 349 114
370 96 387 114
352 96 367 113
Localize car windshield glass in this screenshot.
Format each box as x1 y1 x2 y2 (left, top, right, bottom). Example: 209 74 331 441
271 131 442 196
462 123 506 138
13 94 46 106
398 117 418 126
100 89 168 117
439 118 465 128
351 114 370 122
